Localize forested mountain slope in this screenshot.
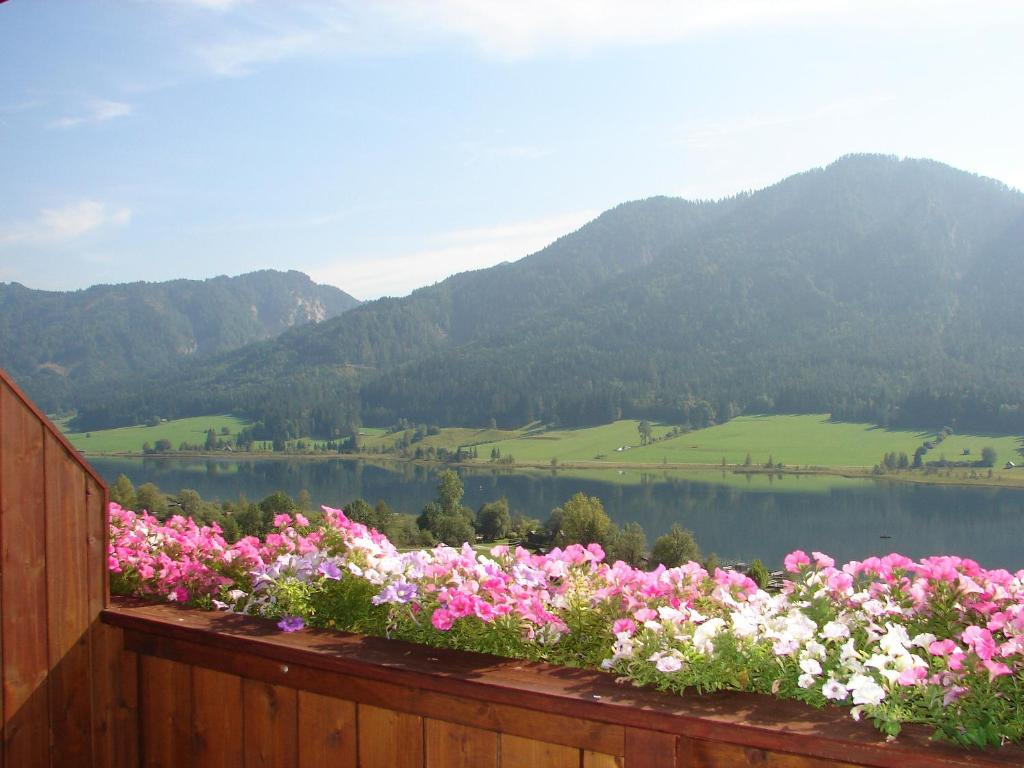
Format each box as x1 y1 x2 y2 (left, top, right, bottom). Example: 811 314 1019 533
72 155 1024 438
0 270 359 412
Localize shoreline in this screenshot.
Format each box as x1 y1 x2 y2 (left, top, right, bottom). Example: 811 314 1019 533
75 449 1024 489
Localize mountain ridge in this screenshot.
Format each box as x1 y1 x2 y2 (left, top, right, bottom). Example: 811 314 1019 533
61 154 1024 438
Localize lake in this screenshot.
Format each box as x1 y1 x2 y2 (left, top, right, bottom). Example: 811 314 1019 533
91 457 1024 570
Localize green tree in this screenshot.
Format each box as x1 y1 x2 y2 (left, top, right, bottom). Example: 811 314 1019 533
176 489 203 517
747 559 771 589
610 522 647 567
110 474 137 509
649 524 700 568
556 493 615 549
637 419 652 446
476 499 511 542
205 429 217 450
135 482 168 519
981 446 998 467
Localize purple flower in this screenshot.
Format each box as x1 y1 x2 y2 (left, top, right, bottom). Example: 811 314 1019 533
372 580 419 606
277 615 305 633
318 561 342 580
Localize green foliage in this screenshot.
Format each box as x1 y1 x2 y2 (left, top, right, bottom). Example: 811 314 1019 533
110 474 137 509
475 499 511 542
747 559 771 589
650 524 701 568
555 493 615 549
610 521 647 567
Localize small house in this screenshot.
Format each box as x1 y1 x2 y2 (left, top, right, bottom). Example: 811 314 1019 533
1006 461 1017 469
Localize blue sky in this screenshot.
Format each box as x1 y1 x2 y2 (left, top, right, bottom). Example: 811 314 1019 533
1 1 1022 299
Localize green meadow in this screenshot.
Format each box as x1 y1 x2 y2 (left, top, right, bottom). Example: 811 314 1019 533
62 414 250 454
475 415 1023 469
358 426 525 454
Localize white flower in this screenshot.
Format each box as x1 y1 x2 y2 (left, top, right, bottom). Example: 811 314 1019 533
847 674 886 706
822 678 849 701
730 609 760 639
798 673 816 689
799 658 823 676
911 632 936 650
878 624 910 657
802 640 826 660
644 620 662 632
658 606 684 623
227 589 247 601
692 617 726 654
655 653 684 673
821 621 850 640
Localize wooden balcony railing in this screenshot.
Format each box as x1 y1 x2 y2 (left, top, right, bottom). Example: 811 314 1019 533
2 365 1024 767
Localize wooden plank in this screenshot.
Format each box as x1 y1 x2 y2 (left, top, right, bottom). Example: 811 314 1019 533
140 655 192 768
679 736 863 767
625 728 676 767
500 734 579 768
297 691 356 768
106 600 1024 768
121 626 623 756
584 752 624 768
91 622 139 768
46 431 94 765
425 718 498 768
358 703 423 768
192 667 243 768
1 383 49 768
243 679 297 768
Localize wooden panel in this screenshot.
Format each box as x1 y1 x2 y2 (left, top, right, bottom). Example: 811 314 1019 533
425 718 498 768
500 734 579 768
91 622 139 768
192 667 243 767
243 679 298 768
108 600 1024 768
140 655 192 768
0 383 49 767
679 737 863 767
122 624 623 756
46 431 94 764
584 751 624 768
625 728 677 767
358 703 423 768
298 691 356 768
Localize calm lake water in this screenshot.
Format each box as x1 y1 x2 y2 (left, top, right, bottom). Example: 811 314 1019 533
91 457 1024 570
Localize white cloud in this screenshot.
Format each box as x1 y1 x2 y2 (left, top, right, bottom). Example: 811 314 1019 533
180 0 1023 78
50 100 133 129
310 209 597 299
0 201 132 246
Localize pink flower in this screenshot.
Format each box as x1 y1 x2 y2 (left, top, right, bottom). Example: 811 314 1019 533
612 618 637 636
983 660 1012 681
431 609 454 631
273 513 292 528
812 551 835 569
784 550 810 573
962 626 997 661
897 667 927 686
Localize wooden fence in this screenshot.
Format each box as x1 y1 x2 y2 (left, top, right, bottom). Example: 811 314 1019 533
3 366 1024 767
0 368 126 768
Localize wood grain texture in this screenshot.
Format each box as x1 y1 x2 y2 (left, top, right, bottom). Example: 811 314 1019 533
500 734 579 768
425 718 498 768
625 728 677 767
91 622 139 768
1 382 49 768
106 599 1024 768
46 432 94 765
140 655 192 768
191 666 242 768
297 691 356 768
679 736 863 767
584 751 624 768
243 679 298 768
358 703 423 768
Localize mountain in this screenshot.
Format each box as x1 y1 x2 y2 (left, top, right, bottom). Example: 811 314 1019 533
0 270 359 412
71 155 1024 438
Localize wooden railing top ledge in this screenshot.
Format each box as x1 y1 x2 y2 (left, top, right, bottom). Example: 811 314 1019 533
104 598 1024 768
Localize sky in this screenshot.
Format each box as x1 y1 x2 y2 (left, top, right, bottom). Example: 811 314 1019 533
1 1 1022 300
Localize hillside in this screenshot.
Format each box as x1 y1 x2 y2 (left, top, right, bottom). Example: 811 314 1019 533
71 155 1024 439
0 270 359 412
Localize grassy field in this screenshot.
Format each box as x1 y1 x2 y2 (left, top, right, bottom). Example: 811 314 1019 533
472 420 675 463
474 415 1023 469
62 415 250 454
358 426 526 454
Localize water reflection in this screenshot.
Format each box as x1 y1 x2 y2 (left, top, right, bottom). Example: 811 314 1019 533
90 457 1024 570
